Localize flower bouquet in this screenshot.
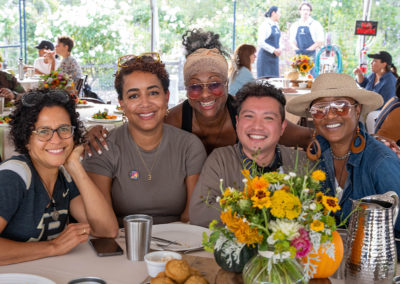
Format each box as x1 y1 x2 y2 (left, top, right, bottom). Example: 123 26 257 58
291 54 314 76
40 70 77 98
203 161 344 283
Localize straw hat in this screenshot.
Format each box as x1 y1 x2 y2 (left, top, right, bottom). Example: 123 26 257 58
286 73 383 118
183 48 228 85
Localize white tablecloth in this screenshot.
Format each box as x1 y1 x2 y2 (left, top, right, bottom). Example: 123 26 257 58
17 78 41 91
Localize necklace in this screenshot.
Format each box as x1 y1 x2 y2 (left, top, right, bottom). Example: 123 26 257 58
330 149 351 160
134 142 161 181
195 107 228 153
40 179 59 221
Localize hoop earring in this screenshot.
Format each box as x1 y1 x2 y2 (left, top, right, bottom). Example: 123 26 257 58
351 126 365 153
306 131 321 161
165 109 170 117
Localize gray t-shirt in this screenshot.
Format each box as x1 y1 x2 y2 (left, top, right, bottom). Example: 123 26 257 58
83 123 207 225
189 143 310 227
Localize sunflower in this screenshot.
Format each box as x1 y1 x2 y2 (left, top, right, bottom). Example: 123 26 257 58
310 219 324 232
251 188 271 209
300 62 311 73
322 196 341 213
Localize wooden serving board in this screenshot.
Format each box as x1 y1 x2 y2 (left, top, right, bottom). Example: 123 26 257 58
183 255 243 284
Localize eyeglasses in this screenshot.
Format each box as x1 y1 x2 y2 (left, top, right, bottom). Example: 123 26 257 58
186 82 226 99
22 90 70 107
32 125 75 142
309 100 358 120
117 52 161 68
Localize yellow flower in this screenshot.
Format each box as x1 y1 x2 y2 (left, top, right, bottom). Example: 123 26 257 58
322 196 341 213
53 72 58 76
311 170 326 181
44 83 49 88
300 62 311 73
241 169 250 180
310 220 325 232
245 176 269 199
270 190 301 219
223 188 231 198
251 188 271 209
315 192 324 203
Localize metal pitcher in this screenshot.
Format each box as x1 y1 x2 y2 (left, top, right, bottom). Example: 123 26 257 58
345 191 399 283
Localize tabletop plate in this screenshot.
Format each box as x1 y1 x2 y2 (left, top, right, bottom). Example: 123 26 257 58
0 273 55 284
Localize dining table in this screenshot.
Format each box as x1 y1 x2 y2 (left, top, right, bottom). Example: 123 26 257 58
1 222 394 284
17 77 42 91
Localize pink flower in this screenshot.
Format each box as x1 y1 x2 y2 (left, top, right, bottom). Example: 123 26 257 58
58 75 63 79
291 228 312 258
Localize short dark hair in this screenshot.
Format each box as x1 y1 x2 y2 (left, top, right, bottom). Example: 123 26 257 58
9 89 85 155
114 56 169 100
58 36 74 52
234 80 286 121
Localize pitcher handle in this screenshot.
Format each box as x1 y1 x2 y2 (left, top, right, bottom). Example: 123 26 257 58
383 191 399 225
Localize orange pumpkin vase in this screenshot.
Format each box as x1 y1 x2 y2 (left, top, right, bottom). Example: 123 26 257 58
302 230 344 279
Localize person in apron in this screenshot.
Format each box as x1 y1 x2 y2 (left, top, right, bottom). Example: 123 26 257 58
290 2 324 77
257 6 281 78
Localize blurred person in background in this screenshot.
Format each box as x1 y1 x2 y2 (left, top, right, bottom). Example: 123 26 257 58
53 36 82 85
0 70 25 102
33 40 60 75
228 43 256 96
257 6 282 78
353 51 398 106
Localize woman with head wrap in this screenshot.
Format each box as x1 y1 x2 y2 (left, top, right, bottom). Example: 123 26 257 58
166 28 314 154
256 6 282 78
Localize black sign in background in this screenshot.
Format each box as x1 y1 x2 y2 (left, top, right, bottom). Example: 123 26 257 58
354 20 378 36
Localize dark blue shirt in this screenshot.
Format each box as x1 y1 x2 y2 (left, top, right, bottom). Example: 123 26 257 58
317 123 400 234
359 71 396 106
0 155 80 242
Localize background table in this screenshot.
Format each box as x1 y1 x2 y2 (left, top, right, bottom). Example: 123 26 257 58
17 77 41 91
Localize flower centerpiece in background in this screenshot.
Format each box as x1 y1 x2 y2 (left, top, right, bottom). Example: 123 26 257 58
203 161 344 283
40 70 77 99
291 54 314 76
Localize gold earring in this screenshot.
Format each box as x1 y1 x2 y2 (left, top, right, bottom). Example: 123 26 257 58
165 109 170 117
351 126 365 153
306 131 321 161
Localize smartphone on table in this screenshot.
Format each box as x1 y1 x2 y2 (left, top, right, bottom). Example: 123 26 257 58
89 238 123 257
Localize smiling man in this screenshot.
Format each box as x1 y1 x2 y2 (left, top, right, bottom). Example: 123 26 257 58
189 80 309 227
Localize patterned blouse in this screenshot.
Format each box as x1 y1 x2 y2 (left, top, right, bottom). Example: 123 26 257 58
59 56 83 85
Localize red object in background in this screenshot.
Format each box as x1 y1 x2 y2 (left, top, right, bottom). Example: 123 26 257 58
360 63 368 73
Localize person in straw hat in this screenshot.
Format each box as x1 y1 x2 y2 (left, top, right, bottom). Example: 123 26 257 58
286 73 400 244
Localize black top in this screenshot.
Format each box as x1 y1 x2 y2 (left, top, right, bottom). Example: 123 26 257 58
181 95 237 132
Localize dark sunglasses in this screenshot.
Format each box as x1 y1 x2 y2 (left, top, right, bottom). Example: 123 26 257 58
186 82 226 99
21 90 71 107
32 125 75 142
309 100 358 120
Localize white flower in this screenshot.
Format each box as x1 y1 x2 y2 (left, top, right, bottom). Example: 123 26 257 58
269 219 301 240
216 197 221 203
242 178 248 183
309 203 317 210
289 172 296 177
303 188 309 193
267 234 277 245
283 175 290 181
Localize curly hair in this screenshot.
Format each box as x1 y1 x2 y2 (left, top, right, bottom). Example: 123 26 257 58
114 56 170 100
182 28 229 58
234 80 286 122
9 89 85 155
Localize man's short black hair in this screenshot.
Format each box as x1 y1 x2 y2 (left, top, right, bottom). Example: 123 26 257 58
234 80 286 122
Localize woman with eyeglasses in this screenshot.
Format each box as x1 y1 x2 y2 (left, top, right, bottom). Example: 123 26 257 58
0 89 118 265
82 54 207 225
165 28 314 155
287 73 400 246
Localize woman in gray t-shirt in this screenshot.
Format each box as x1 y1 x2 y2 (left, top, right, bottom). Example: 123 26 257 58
83 54 207 225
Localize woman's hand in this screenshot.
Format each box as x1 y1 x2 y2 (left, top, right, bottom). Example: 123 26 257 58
373 134 400 158
84 125 109 157
0 88 15 100
353 67 365 83
64 144 84 172
49 223 90 256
